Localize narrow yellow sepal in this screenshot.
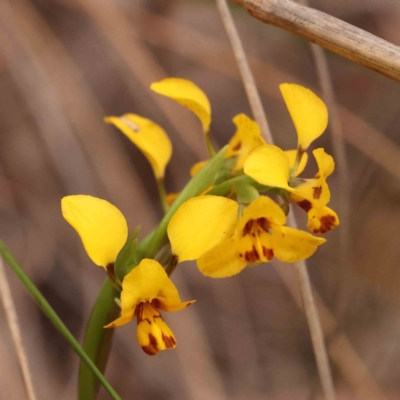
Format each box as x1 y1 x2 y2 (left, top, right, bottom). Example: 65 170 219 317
168 196 238 262
151 78 211 133
105 114 172 179
61 195 128 268
244 144 293 191
280 83 328 150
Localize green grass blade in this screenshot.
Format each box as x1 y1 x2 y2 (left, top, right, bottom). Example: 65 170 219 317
0 241 122 400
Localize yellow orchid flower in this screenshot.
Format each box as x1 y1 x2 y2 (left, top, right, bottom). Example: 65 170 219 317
151 78 211 133
197 196 325 278
244 145 331 206
104 114 172 180
190 114 265 177
280 83 328 153
61 195 128 269
168 195 325 278
225 114 266 170
244 145 339 233
105 259 194 355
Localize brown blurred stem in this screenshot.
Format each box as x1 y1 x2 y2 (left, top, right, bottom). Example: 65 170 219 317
230 0 400 82
0 257 37 400
216 1 335 399
216 0 272 142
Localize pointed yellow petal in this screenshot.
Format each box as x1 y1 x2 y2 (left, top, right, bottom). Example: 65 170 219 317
104 309 136 329
226 114 266 170
285 150 308 176
307 206 339 234
244 144 293 191
272 226 326 263
105 114 172 179
136 303 176 355
238 196 286 231
197 235 247 278
168 196 238 262
155 298 195 312
280 83 328 150
62 195 128 268
313 148 335 178
151 78 211 133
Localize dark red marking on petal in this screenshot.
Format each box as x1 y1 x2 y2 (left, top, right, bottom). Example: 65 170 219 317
142 333 158 355
313 186 322 199
244 247 259 263
256 217 270 231
297 200 312 212
262 246 274 260
243 220 253 236
151 298 160 309
313 215 336 234
232 141 242 151
162 334 176 349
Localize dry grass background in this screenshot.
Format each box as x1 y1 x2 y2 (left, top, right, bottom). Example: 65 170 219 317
1 0 400 399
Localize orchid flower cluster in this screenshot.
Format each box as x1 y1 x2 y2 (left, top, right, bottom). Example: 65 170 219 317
62 78 339 356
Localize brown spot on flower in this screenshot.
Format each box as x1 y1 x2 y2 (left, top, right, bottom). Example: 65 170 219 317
151 298 160 309
313 186 322 199
142 334 158 356
262 246 274 260
232 141 242 151
244 246 260 263
243 220 253 236
256 217 270 231
297 200 312 212
162 334 176 349
313 215 336 234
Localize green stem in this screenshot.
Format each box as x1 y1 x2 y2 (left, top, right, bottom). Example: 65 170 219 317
156 178 169 214
205 132 216 157
0 241 121 400
207 174 251 196
77 145 228 399
144 146 228 259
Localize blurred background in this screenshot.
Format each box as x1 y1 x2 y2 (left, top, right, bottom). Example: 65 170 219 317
1 0 400 399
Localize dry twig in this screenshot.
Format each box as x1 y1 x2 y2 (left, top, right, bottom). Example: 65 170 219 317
216 1 335 399
231 0 400 82
0 258 37 400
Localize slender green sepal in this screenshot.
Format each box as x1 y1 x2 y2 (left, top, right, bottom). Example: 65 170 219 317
0 241 122 400
235 181 260 203
144 145 228 259
115 227 140 279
